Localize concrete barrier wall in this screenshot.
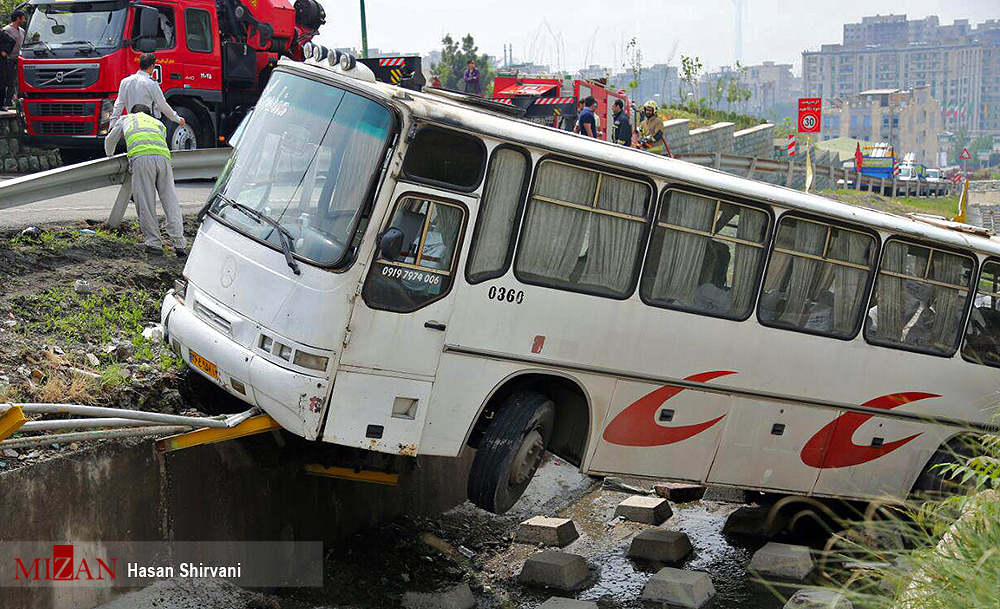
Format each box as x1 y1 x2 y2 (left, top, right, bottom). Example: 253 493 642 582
733 124 775 158
0 435 474 609
0 112 62 174
661 117 773 159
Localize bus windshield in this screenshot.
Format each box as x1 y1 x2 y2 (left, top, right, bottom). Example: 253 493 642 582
209 72 394 267
25 1 127 50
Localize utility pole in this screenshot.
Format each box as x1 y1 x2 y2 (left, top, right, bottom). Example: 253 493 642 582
360 0 369 58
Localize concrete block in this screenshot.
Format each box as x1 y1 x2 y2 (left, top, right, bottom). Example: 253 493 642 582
654 483 706 503
640 567 716 608
722 505 787 538
614 495 672 525
783 589 853 609
518 550 589 591
402 583 475 609
628 529 692 563
517 516 580 547
749 542 814 581
538 598 599 609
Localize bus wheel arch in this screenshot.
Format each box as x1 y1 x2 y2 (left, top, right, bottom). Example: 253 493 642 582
911 432 982 498
466 372 592 514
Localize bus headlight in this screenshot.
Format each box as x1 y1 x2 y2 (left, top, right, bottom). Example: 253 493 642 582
293 350 329 371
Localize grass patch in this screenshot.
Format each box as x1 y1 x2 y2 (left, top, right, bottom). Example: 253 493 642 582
821 189 961 218
14 287 157 347
99 364 132 389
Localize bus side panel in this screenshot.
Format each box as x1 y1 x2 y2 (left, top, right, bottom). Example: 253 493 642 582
706 400 838 494
812 416 949 498
587 380 732 483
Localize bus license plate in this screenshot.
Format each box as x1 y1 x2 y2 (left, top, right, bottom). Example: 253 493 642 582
190 349 219 380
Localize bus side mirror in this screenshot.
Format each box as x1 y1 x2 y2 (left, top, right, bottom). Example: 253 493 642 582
378 227 404 261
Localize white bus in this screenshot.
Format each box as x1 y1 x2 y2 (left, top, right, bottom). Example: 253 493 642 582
161 51 998 514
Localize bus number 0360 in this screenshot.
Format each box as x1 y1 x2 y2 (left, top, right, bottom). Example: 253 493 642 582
488 286 524 304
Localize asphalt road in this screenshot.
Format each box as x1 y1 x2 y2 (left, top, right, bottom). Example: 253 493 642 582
0 178 215 229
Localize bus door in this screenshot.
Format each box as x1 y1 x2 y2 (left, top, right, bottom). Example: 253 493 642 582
323 184 472 453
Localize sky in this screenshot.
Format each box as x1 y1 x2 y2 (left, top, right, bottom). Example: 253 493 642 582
313 0 998 75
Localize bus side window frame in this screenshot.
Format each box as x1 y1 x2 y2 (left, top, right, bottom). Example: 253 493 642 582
401 126 488 194
638 184 774 323
755 211 881 341
361 193 470 314
464 144 533 285
511 154 656 301
863 236 977 357
961 256 1000 368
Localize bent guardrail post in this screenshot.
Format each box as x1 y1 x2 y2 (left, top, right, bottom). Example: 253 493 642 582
107 177 134 229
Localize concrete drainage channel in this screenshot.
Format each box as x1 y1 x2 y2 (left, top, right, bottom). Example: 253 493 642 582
2 445 838 609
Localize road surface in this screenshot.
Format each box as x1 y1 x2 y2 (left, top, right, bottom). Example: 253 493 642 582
0 178 215 229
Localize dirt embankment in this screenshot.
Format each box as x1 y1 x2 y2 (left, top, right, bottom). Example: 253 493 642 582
0 219 220 471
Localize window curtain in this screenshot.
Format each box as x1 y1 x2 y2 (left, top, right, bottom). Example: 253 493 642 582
427 204 463 270
647 193 715 306
779 222 827 324
581 176 648 293
871 242 906 341
730 210 768 314
828 232 872 334
467 149 527 280
517 164 596 282
928 255 969 350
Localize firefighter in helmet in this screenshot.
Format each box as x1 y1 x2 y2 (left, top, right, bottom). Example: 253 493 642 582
638 100 669 156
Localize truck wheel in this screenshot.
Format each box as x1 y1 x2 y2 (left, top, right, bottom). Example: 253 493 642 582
167 107 204 151
468 391 555 514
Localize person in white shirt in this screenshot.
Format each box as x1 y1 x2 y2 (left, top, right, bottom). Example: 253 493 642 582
110 52 185 129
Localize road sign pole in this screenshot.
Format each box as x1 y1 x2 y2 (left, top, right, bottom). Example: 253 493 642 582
359 0 369 59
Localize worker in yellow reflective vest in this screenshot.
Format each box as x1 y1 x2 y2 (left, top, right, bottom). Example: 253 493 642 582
638 100 669 156
104 103 187 257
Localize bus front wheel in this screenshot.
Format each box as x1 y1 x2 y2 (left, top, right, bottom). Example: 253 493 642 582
468 391 555 514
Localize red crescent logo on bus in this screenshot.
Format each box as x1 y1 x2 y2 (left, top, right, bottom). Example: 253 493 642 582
801 392 939 469
602 371 737 447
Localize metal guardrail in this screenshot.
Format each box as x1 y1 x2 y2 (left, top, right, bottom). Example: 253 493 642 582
0 147 231 226
675 152 957 198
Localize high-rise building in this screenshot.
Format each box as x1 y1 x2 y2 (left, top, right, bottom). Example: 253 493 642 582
820 87 942 164
803 15 1000 135
698 61 802 116
611 64 680 106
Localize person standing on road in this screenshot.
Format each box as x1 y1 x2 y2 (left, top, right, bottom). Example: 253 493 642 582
577 96 597 138
111 53 185 130
638 100 669 155
612 99 632 146
463 60 481 96
104 104 187 257
0 10 26 110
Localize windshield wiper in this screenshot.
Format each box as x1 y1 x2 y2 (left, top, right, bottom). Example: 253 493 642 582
213 195 301 276
22 40 54 55
65 40 98 54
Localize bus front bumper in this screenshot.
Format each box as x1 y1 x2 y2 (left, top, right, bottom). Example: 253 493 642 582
161 292 330 441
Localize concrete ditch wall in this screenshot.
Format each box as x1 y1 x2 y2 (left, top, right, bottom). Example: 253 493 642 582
0 434 474 609
0 111 63 174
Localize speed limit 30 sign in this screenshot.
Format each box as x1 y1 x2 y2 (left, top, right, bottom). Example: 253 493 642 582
798 97 822 133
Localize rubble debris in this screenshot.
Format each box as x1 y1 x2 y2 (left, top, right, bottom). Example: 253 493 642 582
142 323 164 343
85 353 100 367
749 542 815 581
640 567 716 608
538 598 599 608
401 583 475 609
614 495 673 525
723 505 788 538
654 482 707 503
518 550 589 591
73 280 92 295
628 529 693 564
19 226 42 239
783 589 853 609
602 476 650 495
516 516 580 547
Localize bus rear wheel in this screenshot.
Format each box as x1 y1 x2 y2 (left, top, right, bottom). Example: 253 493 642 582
468 390 555 514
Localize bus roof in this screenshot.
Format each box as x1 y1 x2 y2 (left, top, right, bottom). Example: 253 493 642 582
285 60 1000 260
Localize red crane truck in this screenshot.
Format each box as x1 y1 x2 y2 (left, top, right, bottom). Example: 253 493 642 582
13 0 364 151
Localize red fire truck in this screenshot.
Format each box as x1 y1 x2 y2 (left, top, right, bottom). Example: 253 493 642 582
492 73 632 142
14 0 420 152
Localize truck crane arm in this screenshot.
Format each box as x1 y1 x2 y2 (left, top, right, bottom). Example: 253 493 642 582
216 0 325 61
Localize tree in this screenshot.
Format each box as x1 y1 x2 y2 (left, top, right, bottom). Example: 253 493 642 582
431 34 495 96
0 0 21 22
679 55 702 105
624 37 642 98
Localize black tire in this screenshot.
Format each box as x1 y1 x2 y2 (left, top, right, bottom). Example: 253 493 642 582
166 106 206 151
468 391 555 514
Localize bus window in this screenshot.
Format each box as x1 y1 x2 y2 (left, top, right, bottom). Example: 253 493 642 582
362 197 466 313
514 160 651 298
865 241 974 355
759 217 876 338
962 261 1000 367
402 128 487 192
640 190 769 320
466 147 530 284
